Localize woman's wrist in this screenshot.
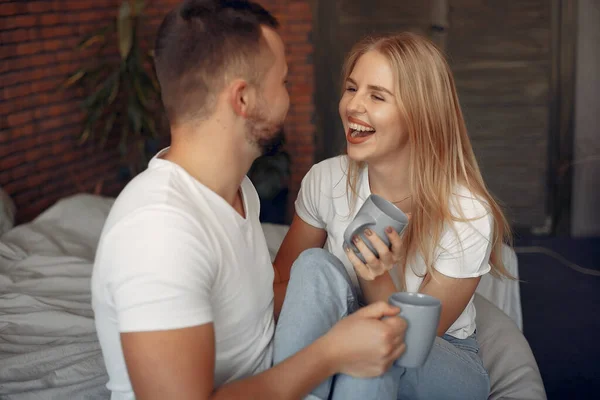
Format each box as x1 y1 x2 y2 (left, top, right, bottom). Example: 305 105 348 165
358 272 397 304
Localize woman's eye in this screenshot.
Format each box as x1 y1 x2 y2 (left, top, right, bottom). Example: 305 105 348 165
346 87 356 92
372 95 384 101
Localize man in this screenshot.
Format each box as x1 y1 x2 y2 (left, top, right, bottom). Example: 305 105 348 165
91 1 406 399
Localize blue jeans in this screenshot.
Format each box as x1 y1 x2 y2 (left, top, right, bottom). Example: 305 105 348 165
273 248 490 400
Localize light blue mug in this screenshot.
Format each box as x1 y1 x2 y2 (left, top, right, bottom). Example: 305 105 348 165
343 194 409 263
389 292 441 368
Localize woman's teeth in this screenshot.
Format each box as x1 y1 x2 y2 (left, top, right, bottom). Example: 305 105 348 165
348 122 375 138
348 122 375 132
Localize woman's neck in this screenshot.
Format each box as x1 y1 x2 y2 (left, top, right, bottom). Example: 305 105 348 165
367 154 412 209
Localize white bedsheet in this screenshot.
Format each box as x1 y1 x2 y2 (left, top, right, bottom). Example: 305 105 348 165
0 194 114 399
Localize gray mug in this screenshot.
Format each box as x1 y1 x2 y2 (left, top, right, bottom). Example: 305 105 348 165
343 194 409 263
388 292 441 368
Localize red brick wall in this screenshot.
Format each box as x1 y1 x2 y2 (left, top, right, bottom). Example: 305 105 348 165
1 0 314 224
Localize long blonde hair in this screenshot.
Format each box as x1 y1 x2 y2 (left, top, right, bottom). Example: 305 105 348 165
341 32 514 287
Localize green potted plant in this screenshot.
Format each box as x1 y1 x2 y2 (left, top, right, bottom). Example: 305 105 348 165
60 0 163 178
61 0 292 222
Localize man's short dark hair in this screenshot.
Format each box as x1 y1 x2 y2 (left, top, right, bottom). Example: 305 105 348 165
154 0 279 125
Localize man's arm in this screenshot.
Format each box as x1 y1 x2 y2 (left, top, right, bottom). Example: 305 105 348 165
121 323 335 400
122 302 407 400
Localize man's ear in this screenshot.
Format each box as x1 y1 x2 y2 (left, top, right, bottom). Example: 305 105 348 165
228 79 254 118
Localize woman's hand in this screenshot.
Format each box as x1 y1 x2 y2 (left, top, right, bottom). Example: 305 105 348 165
345 225 405 281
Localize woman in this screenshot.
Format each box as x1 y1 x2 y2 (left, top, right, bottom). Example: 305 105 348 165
272 32 514 400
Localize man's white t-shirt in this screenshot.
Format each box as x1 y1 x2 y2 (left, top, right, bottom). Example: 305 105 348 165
295 156 493 339
91 149 275 399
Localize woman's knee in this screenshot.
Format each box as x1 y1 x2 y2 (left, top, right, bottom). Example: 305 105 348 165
401 369 489 400
406 337 490 400
473 371 491 400
441 345 490 400
455 368 490 400
291 248 350 282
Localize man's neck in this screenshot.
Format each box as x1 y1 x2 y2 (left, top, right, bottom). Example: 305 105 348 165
165 120 258 207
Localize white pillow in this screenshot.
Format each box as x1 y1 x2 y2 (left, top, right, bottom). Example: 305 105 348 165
0 186 16 235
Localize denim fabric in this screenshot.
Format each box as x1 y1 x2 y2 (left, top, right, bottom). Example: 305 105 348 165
273 248 490 400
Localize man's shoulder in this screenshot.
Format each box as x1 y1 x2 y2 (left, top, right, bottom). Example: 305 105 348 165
101 169 214 242
93 198 219 285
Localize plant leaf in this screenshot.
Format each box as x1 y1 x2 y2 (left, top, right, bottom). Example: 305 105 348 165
137 67 159 96
79 34 105 50
119 122 130 157
133 0 145 16
117 1 133 60
84 63 112 90
107 75 120 105
79 126 92 145
58 69 86 91
132 75 149 108
128 95 143 138
127 32 142 70
77 22 115 50
99 112 117 149
59 62 112 93
141 111 158 138
78 107 102 145
82 71 119 109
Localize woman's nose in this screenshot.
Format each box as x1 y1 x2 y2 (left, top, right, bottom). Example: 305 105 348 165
347 92 366 114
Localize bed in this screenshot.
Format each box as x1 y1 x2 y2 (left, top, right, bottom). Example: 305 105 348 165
0 193 546 399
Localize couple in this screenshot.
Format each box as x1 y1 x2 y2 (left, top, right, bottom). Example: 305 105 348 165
91 1 513 399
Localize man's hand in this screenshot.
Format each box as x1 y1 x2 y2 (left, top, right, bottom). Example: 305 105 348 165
323 301 407 377
120 303 406 399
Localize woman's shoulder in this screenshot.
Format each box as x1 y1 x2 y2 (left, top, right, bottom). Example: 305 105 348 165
312 155 349 172
450 185 491 220
305 155 350 183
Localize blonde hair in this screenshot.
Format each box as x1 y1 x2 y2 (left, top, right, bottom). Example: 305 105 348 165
341 32 514 288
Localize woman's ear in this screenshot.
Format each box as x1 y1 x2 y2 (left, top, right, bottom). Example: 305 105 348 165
228 79 255 118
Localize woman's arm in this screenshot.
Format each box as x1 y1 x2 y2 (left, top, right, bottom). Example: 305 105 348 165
349 234 480 335
351 243 486 336
357 273 397 305
272 214 327 318
418 271 480 336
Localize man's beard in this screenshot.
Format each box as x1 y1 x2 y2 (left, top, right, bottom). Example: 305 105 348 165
245 103 285 156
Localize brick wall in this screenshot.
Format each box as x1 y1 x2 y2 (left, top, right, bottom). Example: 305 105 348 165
1 0 315 224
